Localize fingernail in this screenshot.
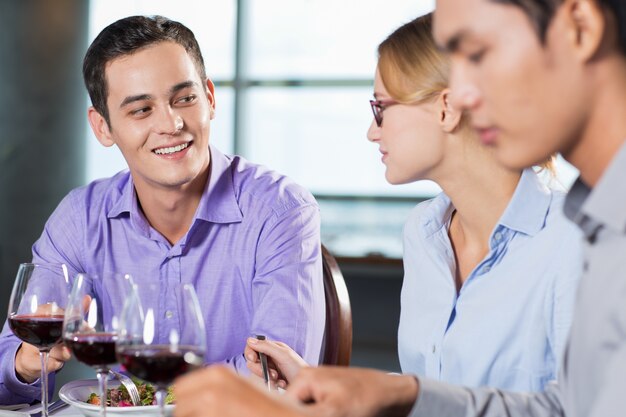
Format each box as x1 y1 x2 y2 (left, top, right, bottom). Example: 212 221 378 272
248 337 258 344
270 370 278 379
247 353 256 361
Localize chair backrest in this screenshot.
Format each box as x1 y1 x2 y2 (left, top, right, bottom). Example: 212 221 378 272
320 244 352 366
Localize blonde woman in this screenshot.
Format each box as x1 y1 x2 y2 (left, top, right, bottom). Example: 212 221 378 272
200 13 583 394
368 13 581 391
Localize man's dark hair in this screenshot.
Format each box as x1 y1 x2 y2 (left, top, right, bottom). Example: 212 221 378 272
83 15 207 126
495 0 626 54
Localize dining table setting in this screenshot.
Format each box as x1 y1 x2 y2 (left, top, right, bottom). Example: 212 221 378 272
2 263 206 417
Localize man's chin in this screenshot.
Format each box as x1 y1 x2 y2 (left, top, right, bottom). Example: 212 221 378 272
495 147 547 172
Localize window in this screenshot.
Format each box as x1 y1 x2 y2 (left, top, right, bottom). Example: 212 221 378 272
87 0 578 258
87 0 438 195
86 0 236 181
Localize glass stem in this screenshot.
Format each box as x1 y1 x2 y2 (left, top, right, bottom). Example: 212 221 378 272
96 369 108 417
39 350 49 417
156 388 166 417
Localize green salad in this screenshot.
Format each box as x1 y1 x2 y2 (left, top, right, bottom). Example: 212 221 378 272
86 378 174 407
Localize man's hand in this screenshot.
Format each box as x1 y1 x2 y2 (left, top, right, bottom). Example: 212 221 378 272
174 366 309 417
245 337 309 388
14 342 71 383
286 367 419 417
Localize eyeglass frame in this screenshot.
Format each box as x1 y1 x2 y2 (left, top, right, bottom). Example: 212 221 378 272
369 99 399 127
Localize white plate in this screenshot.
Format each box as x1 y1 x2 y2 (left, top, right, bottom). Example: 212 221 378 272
59 379 173 417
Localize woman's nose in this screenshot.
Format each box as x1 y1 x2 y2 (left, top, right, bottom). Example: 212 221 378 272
366 118 380 142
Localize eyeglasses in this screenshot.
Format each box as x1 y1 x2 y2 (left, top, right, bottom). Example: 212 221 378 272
369 99 399 127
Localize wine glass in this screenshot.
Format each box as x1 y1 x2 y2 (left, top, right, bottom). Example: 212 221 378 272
116 282 206 417
7 263 70 417
63 273 133 416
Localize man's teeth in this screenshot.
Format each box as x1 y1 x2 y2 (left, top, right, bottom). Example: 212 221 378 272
154 142 190 155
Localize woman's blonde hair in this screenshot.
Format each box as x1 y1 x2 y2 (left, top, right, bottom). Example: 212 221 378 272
377 13 555 173
377 13 447 105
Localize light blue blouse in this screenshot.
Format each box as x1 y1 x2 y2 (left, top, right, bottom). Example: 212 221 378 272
398 169 583 391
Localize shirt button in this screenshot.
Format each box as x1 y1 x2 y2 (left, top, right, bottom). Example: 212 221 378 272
483 266 491 273
494 232 503 241
432 345 436 353
165 310 173 319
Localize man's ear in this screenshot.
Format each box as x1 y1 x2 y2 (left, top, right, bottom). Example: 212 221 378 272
438 89 463 133
206 78 216 120
87 107 115 147
564 0 607 61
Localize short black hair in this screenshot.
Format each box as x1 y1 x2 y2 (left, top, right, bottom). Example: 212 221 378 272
83 15 207 126
494 0 626 53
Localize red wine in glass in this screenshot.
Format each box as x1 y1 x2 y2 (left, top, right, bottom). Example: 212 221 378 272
8 314 65 351
64 333 118 368
7 263 70 417
117 345 203 386
63 272 133 417
117 283 206 417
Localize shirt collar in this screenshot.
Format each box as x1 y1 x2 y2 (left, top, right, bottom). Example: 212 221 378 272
565 141 626 235
419 193 455 238
106 145 243 225
106 171 137 219
195 145 243 224
497 168 552 237
105 172 151 236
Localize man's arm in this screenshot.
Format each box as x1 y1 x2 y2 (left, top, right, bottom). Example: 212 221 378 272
287 367 418 417
0 327 53 405
409 378 563 417
221 202 325 374
284 367 564 417
174 366 309 417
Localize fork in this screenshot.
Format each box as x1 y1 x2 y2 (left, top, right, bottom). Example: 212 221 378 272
109 369 141 406
255 335 272 392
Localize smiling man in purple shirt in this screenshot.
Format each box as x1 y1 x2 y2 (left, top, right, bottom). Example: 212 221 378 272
0 15 325 405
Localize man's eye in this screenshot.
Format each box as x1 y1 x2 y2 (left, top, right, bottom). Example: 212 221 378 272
468 49 485 64
176 95 196 104
130 107 150 116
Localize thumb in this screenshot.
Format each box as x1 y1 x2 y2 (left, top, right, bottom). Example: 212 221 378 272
81 295 92 314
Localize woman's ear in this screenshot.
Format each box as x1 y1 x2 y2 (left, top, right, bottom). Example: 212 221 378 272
438 89 463 133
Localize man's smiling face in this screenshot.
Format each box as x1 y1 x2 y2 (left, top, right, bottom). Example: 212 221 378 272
94 41 215 191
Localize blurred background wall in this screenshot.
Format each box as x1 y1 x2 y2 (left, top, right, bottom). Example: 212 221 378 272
0 0 88 321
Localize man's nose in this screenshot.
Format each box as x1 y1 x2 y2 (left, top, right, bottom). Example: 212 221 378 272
448 66 481 113
156 106 184 135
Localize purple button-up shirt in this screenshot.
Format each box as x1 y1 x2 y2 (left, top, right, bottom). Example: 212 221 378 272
0 145 325 404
